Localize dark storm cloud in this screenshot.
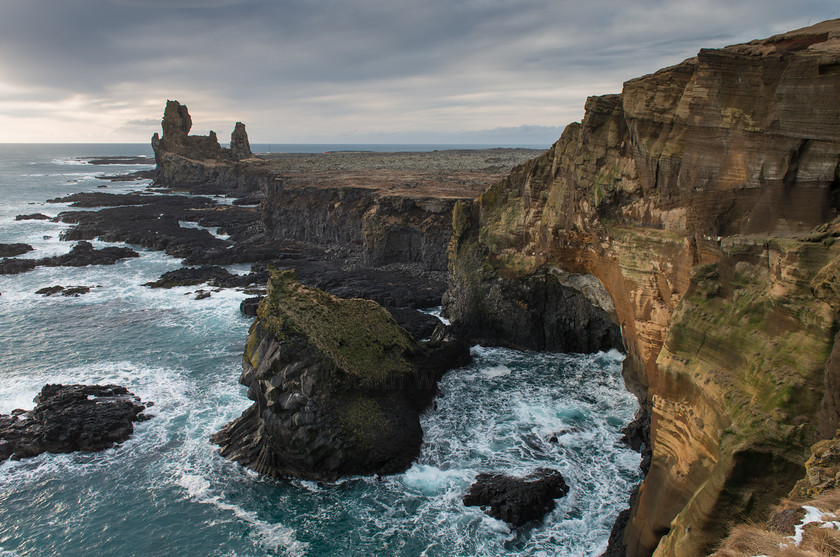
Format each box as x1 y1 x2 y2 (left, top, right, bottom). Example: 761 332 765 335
0 0 838 141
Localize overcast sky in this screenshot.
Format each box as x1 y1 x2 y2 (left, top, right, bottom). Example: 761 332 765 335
0 1 837 144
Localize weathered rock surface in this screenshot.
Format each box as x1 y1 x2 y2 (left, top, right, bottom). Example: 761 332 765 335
151 99 263 195
444 19 840 557
0 243 33 257
0 241 139 274
0 384 150 462
462 468 570 527
211 269 470 481
229 121 252 161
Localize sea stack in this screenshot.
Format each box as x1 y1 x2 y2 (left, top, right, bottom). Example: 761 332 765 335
212 269 469 481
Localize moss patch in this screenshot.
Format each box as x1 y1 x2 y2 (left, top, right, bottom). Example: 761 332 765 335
257 269 414 384
340 396 391 449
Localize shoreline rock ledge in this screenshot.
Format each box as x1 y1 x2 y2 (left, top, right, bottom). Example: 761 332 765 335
211 269 470 481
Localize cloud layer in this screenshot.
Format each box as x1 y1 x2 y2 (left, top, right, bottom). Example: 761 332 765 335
0 0 837 142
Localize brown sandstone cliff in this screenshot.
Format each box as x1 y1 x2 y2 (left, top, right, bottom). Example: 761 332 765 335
444 19 840 556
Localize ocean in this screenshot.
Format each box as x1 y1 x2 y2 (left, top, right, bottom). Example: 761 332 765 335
0 144 641 557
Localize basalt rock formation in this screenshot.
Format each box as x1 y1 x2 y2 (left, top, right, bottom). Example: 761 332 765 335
0 384 150 462
212 269 470 481
444 19 840 556
463 468 570 527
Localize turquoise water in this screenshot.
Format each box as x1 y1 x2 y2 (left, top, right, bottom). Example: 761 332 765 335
0 145 640 556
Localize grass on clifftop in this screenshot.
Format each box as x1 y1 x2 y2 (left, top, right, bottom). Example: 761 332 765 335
257 269 414 384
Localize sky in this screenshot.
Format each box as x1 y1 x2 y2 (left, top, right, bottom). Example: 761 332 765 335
0 0 837 144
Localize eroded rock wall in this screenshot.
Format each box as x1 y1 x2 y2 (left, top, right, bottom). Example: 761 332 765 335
444 19 840 556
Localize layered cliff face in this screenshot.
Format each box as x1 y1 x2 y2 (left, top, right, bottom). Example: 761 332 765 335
444 20 840 556
212 269 469 480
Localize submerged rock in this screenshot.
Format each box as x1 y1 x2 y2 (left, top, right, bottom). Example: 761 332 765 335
462 468 570 527
0 384 151 462
212 269 470 481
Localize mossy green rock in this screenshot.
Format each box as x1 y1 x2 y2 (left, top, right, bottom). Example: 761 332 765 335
213 269 470 481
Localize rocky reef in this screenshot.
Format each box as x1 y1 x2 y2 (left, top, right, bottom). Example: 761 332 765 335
443 19 840 556
0 384 150 462
0 240 139 275
212 269 469 481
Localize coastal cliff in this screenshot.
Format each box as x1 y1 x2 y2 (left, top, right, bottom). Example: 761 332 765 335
444 20 840 556
151 102 537 271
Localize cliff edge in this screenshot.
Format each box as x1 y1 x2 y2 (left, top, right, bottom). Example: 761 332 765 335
445 19 840 556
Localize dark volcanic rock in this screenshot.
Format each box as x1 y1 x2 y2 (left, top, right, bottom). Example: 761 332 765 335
230 122 252 161
239 296 262 316
144 265 234 288
15 213 52 221
48 192 159 207
445 250 622 353
0 243 34 257
0 258 38 274
0 384 150 462
145 266 268 289
44 241 139 267
0 241 138 275
462 468 570 527
211 270 471 481
58 203 229 259
35 285 92 297
83 156 154 165
385 307 441 339
98 169 157 182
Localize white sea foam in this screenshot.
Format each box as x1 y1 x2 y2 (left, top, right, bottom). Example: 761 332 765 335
402 464 473 495
49 158 90 166
482 364 511 378
178 220 231 240
419 306 451 325
177 473 309 556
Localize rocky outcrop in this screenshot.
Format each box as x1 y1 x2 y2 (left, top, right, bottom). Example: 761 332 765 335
151 100 264 194
444 19 840 557
230 122 252 160
463 468 570 527
0 241 139 275
212 269 470 481
0 243 33 257
0 384 150 462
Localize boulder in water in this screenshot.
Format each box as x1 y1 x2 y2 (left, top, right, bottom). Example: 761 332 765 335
0 384 151 462
462 468 570 527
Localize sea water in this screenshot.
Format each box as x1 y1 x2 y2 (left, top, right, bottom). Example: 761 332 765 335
0 145 641 556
